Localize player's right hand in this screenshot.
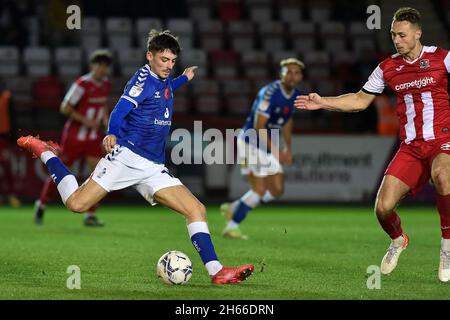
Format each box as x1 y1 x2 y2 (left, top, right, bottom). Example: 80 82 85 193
183 66 198 81
294 93 324 110
103 135 117 153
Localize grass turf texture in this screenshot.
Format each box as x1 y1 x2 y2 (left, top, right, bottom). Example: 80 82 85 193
0 204 448 300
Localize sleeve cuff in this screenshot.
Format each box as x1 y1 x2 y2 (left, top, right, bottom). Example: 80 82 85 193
361 88 382 96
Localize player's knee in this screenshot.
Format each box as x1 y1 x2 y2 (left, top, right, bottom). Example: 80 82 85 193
252 186 266 197
432 167 450 195
187 201 207 221
375 197 395 217
66 198 88 214
270 185 284 198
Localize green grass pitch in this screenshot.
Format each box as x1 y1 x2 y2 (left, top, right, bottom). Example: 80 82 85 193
0 204 449 300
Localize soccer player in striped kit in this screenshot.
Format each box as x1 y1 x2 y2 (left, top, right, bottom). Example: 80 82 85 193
34 50 112 227
295 7 450 282
18 30 254 284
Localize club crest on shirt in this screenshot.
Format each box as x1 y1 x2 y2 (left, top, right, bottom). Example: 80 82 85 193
420 59 430 69
165 87 169 100
129 85 143 97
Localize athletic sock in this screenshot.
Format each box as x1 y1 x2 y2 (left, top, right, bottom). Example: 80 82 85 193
261 190 275 203
442 238 450 251
41 151 78 204
229 190 261 226
187 221 222 276
377 210 403 240
437 194 450 239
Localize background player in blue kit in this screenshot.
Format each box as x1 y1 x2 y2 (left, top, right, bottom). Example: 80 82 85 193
221 58 304 240
17 30 254 284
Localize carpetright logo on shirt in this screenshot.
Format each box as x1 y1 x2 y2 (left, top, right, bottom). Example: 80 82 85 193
394 77 436 91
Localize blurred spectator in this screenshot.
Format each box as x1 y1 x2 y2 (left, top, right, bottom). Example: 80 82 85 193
374 94 399 136
0 79 21 207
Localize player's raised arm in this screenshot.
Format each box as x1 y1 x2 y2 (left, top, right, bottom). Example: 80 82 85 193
182 66 198 80
295 90 376 112
171 66 198 91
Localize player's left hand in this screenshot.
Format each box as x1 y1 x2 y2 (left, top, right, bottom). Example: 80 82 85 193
183 66 198 81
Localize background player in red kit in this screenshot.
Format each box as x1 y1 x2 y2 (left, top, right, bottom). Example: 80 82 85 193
295 7 450 282
34 50 112 227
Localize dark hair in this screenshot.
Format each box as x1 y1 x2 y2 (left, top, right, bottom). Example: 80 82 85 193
89 49 112 65
393 7 421 28
147 29 181 55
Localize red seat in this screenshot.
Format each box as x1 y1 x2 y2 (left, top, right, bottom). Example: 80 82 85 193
217 0 242 21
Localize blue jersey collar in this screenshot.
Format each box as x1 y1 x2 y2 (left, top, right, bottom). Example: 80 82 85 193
279 80 295 99
145 64 168 82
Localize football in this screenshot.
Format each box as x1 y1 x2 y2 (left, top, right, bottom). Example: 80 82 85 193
157 250 193 285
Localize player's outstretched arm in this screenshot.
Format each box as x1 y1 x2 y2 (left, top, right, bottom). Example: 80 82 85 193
182 66 198 81
172 66 198 91
295 90 376 112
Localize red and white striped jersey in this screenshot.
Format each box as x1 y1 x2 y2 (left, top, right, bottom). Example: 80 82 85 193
61 73 111 142
362 46 450 144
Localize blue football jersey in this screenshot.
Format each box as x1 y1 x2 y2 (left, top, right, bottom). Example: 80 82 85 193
240 80 300 147
114 64 185 164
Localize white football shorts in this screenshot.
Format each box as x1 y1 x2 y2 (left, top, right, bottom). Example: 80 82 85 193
91 145 182 205
237 138 283 177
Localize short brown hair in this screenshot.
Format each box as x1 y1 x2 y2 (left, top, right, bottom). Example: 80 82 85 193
89 49 112 65
393 7 421 28
147 29 181 55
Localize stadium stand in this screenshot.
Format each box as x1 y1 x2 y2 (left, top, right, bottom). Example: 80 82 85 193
1 0 449 135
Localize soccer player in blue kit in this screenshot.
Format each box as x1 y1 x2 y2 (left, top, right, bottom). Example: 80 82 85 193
221 58 304 240
17 30 254 284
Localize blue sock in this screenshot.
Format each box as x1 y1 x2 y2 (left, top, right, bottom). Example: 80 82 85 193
46 157 73 185
232 201 253 223
187 222 222 275
231 190 261 224
42 154 78 204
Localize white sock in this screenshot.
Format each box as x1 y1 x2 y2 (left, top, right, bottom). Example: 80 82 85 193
85 211 95 218
262 190 276 203
442 238 450 251
206 261 223 276
35 200 46 210
40 151 56 164
57 175 79 204
241 189 261 208
392 235 404 247
226 220 240 230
